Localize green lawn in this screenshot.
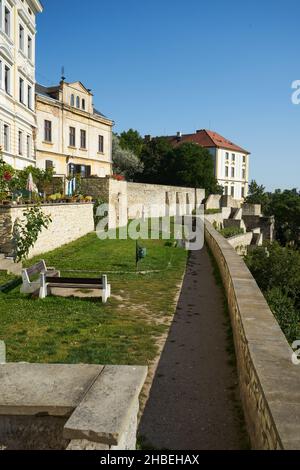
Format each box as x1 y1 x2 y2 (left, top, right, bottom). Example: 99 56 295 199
0 272 17 287
0 232 187 365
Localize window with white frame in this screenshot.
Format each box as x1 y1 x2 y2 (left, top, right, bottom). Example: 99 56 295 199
76 96 80 108
4 7 10 37
19 77 24 103
69 127 76 147
28 85 32 109
70 94 74 107
241 186 245 199
19 24 24 51
18 130 23 156
3 124 9 152
231 167 235 178
242 168 246 180
98 135 104 153
80 129 86 149
232 153 236 162
28 36 32 60
4 65 10 94
27 135 31 158
231 186 235 197
225 166 229 178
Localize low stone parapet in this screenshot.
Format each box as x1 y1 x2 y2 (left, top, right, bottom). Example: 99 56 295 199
205 220 300 450
0 363 147 450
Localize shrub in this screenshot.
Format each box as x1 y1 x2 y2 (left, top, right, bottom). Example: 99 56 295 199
219 227 244 239
265 288 299 343
13 206 52 262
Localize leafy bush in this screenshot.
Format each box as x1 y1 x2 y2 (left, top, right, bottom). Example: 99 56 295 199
13 206 52 262
265 288 299 343
219 227 244 239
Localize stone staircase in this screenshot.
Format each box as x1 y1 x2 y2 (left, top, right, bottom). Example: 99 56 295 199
0 254 22 276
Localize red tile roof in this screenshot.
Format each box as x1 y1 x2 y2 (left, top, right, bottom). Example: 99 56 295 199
167 129 250 154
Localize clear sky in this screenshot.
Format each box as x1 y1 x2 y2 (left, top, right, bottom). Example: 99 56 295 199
36 0 300 191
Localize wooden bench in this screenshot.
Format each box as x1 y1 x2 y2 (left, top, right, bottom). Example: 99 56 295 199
21 260 60 295
39 274 111 304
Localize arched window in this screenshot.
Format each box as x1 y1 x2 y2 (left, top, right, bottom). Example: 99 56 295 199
76 96 80 108
70 94 75 107
82 99 85 110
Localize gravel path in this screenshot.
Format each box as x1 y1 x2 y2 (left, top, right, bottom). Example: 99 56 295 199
138 246 248 450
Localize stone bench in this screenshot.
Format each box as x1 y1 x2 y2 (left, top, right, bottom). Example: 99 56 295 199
0 363 147 450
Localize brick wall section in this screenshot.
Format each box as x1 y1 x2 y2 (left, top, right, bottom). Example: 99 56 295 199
205 219 300 450
0 203 94 258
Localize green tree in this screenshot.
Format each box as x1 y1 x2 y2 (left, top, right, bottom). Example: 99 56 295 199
112 134 144 180
165 143 222 194
139 137 173 184
119 129 144 158
265 189 300 248
245 180 270 210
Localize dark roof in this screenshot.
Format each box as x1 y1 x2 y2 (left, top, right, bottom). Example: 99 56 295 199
35 83 60 100
35 83 110 121
167 129 250 154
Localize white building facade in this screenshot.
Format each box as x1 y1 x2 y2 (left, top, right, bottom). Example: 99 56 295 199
0 0 42 169
167 129 250 200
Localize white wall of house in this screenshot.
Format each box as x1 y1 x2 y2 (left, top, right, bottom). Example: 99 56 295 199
215 148 249 200
0 0 42 169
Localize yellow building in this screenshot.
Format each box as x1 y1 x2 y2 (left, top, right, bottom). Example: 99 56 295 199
35 80 114 178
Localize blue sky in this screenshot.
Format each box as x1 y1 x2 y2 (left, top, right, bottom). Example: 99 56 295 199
36 0 300 191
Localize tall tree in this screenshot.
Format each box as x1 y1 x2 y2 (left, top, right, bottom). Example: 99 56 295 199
139 137 173 184
112 134 144 180
119 129 144 158
165 143 222 194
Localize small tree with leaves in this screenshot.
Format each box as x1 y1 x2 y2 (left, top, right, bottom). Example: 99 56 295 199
13 206 52 262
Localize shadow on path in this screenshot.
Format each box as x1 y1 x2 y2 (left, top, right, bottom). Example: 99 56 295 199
138 246 248 450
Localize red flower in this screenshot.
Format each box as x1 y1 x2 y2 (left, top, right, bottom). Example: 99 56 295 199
3 171 12 181
113 174 125 181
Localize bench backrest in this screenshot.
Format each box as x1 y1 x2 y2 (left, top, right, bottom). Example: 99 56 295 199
23 260 47 281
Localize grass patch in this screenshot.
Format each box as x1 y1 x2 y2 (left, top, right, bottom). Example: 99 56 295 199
0 232 187 365
0 272 18 287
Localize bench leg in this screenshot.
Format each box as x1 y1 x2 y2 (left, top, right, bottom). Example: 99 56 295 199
39 273 48 299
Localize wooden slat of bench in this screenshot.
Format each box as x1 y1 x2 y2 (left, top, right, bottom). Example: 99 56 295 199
49 283 103 290
46 277 102 285
26 261 45 277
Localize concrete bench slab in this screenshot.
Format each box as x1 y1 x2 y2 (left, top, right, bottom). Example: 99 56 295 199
64 365 148 446
0 364 103 417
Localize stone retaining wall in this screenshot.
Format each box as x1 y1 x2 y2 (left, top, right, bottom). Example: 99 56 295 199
0 203 94 258
205 219 300 450
81 177 205 229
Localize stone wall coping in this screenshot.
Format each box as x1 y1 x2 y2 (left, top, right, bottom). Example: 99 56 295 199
0 364 103 417
0 363 147 447
0 203 94 210
64 365 148 446
205 219 300 450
